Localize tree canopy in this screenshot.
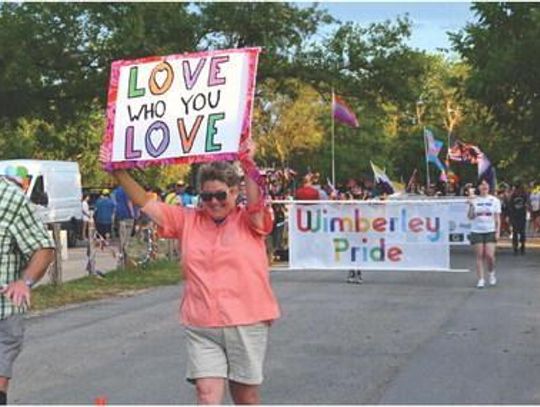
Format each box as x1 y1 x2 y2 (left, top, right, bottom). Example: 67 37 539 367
0 2 536 188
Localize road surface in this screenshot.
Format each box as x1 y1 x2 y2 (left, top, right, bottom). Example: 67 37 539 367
10 246 540 404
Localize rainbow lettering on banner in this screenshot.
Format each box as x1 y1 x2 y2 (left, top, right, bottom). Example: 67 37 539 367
289 202 449 270
296 208 441 239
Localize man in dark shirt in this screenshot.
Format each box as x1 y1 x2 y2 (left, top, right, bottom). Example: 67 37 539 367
94 189 116 240
508 183 529 254
112 185 134 267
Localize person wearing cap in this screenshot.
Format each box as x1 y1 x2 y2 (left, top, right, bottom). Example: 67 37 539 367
103 143 280 404
94 189 116 240
165 183 180 205
0 171 55 404
175 181 196 207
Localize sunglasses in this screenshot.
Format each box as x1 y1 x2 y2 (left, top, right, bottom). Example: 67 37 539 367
200 190 228 202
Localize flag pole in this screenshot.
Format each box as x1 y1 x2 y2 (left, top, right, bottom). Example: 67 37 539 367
446 130 451 178
423 127 431 188
331 88 336 187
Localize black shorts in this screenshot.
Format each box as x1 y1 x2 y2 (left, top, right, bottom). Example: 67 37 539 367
96 223 112 237
469 232 497 245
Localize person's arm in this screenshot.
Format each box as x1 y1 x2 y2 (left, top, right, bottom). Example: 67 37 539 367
112 170 185 236
494 213 501 239
128 199 134 218
244 172 265 230
467 198 476 220
112 170 151 208
239 142 268 232
2 248 55 307
2 196 56 307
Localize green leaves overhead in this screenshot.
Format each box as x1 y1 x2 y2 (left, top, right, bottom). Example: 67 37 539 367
0 2 536 185
450 3 540 178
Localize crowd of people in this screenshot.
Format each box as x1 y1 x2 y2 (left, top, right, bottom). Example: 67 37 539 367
2 157 540 404
84 166 540 271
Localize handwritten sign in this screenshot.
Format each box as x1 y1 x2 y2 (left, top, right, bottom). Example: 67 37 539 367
101 48 260 169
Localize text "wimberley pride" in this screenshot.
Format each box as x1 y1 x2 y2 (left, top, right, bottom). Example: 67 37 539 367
296 207 442 264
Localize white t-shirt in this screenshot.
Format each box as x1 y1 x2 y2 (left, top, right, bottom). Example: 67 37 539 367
470 195 501 233
530 192 540 212
82 200 91 222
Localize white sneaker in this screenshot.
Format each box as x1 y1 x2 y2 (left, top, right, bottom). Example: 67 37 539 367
488 272 497 286
476 278 485 289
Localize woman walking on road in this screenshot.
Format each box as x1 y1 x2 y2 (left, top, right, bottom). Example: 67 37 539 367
106 147 280 405
468 179 501 288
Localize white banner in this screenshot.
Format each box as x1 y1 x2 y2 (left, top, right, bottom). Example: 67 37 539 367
448 200 472 245
289 202 450 271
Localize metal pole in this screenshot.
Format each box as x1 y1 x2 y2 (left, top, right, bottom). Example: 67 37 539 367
423 127 431 188
331 89 336 187
50 223 63 285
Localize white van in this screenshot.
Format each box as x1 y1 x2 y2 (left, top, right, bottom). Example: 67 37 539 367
0 160 83 246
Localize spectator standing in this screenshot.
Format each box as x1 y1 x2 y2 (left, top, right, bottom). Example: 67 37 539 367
81 194 91 240
94 189 116 240
295 175 320 200
529 183 540 235
508 182 529 255
164 184 180 205
0 173 55 404
112 185 135 267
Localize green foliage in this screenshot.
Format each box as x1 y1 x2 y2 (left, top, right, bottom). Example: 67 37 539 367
1 2 534 187
32 259 180 311
253 79 326 166
451 3 540 179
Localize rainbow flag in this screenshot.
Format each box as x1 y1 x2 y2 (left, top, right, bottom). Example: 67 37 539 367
332 94 359 128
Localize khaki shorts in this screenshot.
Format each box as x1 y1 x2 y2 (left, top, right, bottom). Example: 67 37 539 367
0 315 25 378
185 322 269 385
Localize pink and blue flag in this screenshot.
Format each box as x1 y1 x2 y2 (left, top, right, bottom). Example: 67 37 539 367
332 94 359 128
424 128 447 181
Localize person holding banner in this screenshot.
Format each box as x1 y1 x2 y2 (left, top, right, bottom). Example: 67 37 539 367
106 150 280 404
467 179 501 288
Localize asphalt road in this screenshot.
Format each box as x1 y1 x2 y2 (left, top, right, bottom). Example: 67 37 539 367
9 246 540 404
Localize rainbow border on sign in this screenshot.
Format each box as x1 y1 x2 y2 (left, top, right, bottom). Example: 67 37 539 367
101 47 260 171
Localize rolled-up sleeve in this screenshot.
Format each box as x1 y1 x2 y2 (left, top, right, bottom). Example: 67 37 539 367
243 206 274 236
10 199 55 259
141 201 185 238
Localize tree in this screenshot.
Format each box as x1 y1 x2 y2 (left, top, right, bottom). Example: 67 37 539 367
198 2 334 83
450 3 540 179
253 80 326 167
0 3 200 123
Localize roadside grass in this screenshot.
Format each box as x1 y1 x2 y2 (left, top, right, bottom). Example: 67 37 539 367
31 260 181 312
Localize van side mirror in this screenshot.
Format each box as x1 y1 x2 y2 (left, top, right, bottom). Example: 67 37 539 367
32 192 49 206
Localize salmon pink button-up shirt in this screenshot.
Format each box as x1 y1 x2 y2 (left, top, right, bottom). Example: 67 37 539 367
142 201 281 328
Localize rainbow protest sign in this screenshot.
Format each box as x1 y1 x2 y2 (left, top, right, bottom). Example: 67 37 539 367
289 202 450 270
101 48 260 170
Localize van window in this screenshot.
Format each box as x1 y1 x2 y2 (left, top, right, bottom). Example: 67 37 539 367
30 176 45 204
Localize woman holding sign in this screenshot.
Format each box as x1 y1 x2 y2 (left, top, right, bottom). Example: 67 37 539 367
467 178 501 289
106 147 280 405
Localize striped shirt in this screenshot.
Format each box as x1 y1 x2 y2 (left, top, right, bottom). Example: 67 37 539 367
0 177 55 319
